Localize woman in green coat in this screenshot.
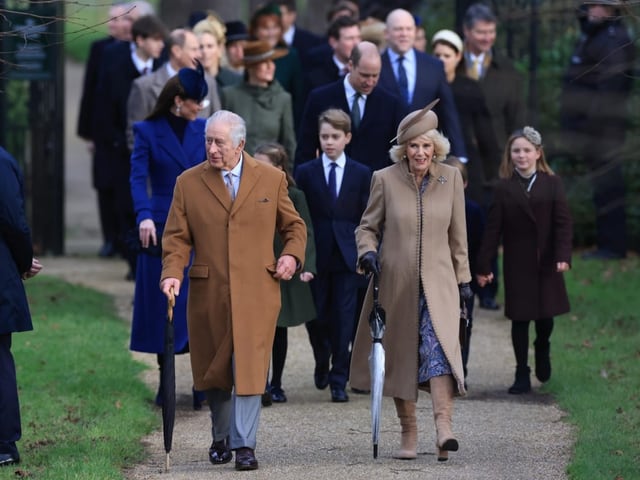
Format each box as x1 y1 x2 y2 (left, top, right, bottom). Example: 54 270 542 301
254 142 317 404
221 40 297 166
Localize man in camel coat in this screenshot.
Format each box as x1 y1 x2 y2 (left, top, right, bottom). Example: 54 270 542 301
160 110 306 471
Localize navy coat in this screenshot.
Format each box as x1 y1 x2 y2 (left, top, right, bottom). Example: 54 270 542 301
295 80 404 172
129 117 206 353
295 156 371 273
0 147 33 335
379 49 467 158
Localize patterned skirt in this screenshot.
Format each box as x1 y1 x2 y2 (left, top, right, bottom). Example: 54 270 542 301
418 285 452 384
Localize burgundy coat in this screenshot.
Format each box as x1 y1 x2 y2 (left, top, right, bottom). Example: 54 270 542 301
477 172 572 322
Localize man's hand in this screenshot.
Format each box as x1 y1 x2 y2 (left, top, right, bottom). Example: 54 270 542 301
160 278 181 298
476 273 494 287
274 254 297 281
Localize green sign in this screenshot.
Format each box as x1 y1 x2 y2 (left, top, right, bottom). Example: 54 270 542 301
3 6 58 80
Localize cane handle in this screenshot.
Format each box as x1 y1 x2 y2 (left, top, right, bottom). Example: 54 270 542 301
167 287 175 321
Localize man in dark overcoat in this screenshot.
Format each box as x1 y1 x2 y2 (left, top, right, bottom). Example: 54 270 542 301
0 147 43 466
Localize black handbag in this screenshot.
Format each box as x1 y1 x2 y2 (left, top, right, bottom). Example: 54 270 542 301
124 224 163 257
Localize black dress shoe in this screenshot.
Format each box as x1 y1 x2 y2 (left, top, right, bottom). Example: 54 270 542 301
479 298 500 310
331 387 349 403
270 386 287 403
261 389 272 407
235 447 258 471
208 439 233 465
314 362 330 390
0 453 19 467
351 387 370 394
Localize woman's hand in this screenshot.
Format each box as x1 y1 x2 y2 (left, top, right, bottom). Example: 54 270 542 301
556 262 570 273
139 219 156 249
22 258 43 280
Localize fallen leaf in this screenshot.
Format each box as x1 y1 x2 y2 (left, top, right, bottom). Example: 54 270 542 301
600 369 608 379
583 339 593 348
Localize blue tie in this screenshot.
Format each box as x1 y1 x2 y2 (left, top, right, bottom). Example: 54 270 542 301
397 55 409 104
328 163 338 205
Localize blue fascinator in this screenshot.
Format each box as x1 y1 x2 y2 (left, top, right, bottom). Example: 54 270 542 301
178 61 208 102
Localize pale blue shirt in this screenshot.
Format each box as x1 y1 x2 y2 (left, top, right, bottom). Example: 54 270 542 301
386 48 416 104
222 154 244 199
322 152 346 198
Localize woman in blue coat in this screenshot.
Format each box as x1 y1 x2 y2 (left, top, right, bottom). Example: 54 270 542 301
129 65 209 408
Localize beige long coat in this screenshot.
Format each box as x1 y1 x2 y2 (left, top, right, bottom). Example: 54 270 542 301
161 154 306 395
349 161 470 401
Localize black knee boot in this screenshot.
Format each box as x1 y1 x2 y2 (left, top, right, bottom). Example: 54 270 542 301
534 339 551 382
508 366 531 394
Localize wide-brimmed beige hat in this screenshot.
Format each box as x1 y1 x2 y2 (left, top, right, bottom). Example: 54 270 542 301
242 40 288 66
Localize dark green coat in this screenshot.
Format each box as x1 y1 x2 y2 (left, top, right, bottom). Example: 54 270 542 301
221 80 296 164
275 186 316 327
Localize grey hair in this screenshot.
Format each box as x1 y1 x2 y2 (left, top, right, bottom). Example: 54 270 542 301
205 110 246 148
389 129 451 163
128 1 155 17
463 3 497 30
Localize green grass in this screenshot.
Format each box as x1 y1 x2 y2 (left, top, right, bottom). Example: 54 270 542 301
544 256 640 478
0 276 157 479
64 2 112 62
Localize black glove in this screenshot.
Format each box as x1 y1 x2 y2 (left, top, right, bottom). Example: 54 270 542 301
360 251 380 276
458 282 473 303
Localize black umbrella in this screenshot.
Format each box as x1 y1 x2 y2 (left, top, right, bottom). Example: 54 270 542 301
368 272 386 459
162 288 176 472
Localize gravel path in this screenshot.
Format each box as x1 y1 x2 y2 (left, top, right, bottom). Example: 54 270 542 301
44 60 574 480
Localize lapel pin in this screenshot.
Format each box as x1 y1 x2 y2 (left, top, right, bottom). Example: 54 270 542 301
437 175 447 184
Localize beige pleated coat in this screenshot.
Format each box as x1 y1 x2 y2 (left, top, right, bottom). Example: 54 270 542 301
161 154 306 395
349 160 470 400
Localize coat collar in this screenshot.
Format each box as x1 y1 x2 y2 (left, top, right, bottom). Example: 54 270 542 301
201 152 263 212
155 117 203 170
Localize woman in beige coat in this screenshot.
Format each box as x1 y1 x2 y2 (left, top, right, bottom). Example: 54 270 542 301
350 103 472 462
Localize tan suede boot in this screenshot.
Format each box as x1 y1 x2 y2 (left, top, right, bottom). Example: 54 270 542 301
392 397 417 459
430 375 459 461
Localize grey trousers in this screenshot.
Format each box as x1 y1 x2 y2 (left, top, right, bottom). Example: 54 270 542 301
206 389 261 450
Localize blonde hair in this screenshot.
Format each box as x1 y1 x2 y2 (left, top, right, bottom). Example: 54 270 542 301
389 129 450 163
193 14 226 45
498 128 554 179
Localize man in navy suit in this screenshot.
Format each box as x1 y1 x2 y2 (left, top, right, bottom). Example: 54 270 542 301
0 147 43 467
304 16 361 96
275 0 324 66
295 41 404 172
295 109 371 403
379 8 467 159
93 15 167 279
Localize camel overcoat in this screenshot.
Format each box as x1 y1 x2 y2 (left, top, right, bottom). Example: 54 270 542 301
161 153 306 395
476 172 572 322
349 161 471 401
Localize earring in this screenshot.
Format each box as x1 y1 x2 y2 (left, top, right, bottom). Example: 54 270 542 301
176 104 182 116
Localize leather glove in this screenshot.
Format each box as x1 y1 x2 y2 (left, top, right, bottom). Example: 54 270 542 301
359 251 380 276
458 282 473 302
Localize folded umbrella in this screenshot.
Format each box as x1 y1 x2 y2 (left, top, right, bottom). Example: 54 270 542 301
368 272 386 459
162 288 176 472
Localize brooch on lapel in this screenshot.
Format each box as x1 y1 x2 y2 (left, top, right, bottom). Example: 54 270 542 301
437 175 447 184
